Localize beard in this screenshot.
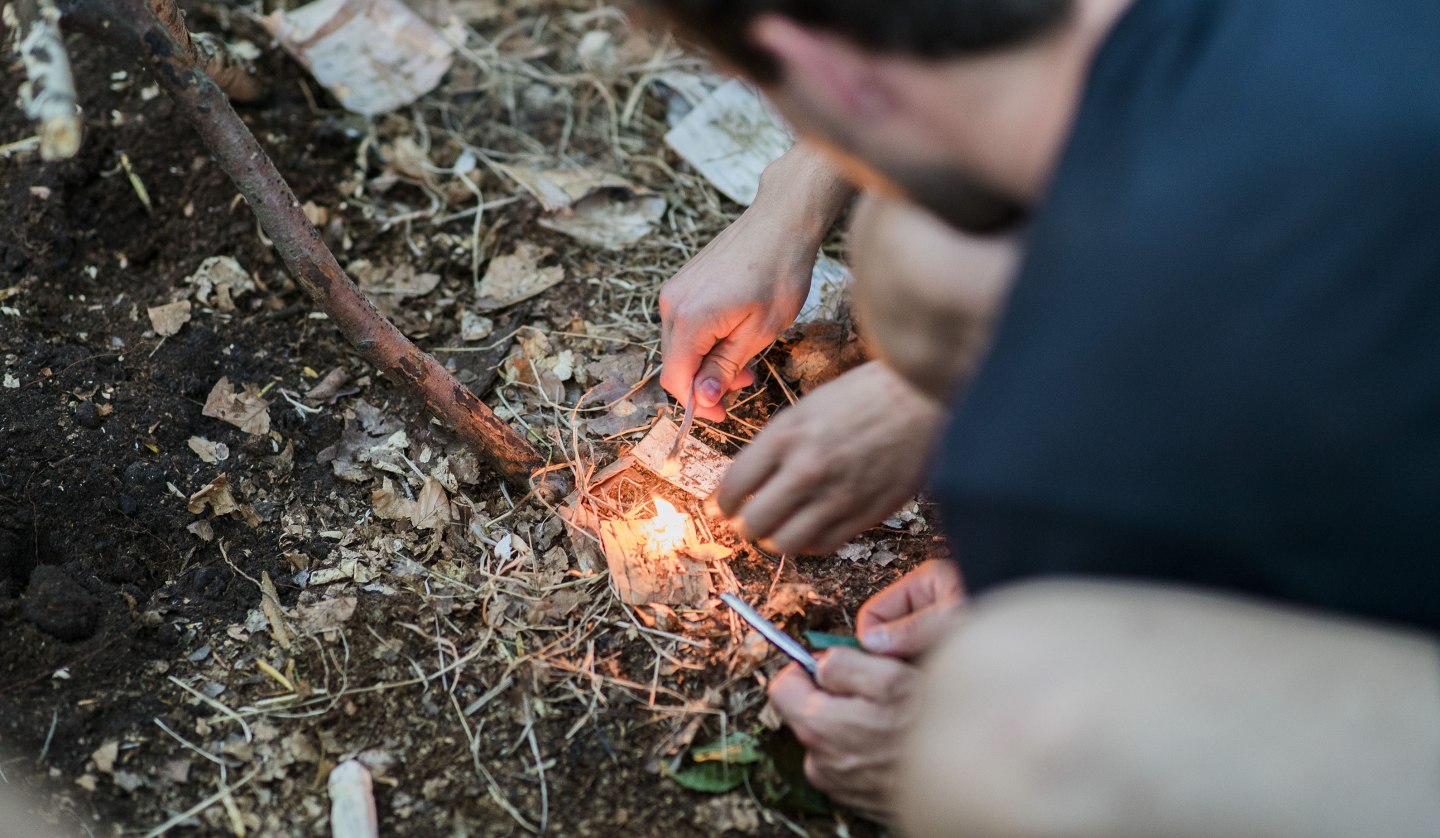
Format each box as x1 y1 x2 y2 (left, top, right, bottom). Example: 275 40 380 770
796 118 1027 235
882 160 1028 235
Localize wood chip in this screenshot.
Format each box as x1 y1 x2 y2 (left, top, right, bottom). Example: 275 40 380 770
259 571 294 651
599 516 711 607
632 417 732 499
262 0 454 117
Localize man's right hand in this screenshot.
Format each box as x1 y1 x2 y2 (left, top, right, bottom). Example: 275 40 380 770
659 143 856 420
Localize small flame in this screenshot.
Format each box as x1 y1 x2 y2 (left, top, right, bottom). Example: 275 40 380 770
643 497 689 555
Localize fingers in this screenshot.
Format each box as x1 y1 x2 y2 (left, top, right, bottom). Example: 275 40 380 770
762 503 851 555
658 326 706 412
856 560 959 630
713 426 785 518
860 601 960 659
813 648 916 703
733 466 815 545
768 661 824 730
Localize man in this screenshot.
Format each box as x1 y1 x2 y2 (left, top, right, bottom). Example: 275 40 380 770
644 0 1440 833
660 142 1015 555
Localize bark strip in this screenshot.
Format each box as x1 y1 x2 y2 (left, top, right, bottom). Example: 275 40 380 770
4 0 82 159
62 0 568 501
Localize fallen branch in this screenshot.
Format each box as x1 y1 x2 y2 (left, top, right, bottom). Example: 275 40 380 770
3 0 82 159
60 0 568 500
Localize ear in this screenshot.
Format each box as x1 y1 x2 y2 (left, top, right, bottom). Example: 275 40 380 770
749 14 896 120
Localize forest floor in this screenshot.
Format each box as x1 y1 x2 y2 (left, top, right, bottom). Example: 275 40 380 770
0 1 938 834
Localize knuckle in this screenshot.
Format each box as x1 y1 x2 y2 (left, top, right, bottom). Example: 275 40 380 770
790 459 830 490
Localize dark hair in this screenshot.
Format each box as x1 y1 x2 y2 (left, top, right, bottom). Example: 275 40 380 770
642 0 1075 81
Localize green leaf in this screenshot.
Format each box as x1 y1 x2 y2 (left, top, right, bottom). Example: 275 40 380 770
691 731 764 765
804 631 862 651
668 760 750 793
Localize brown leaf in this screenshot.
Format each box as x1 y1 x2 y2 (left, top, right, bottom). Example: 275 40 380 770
412 476 450 531
296 596 358 633
303 367 353 405
475 242 566 311
202 377 271 436
370 478 417 521
147 300 192 337
348 259 441 299
188 474 239 516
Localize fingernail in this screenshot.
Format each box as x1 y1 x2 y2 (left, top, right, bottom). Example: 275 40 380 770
861 627 889 653
703 494 722 519
697 378 723 406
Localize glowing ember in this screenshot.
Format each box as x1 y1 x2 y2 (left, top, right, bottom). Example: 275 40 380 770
642 497 689 555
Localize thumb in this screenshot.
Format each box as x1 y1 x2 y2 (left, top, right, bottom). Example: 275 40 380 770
693 341 749 408
860 604 958 659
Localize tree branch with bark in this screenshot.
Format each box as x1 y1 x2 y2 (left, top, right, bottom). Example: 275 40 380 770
50 0 568 501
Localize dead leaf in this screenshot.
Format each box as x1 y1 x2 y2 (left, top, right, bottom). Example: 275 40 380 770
188 474 239 516
161 759 192 784
148 300 192 337
370 478 417 521
664 78 793 206
499 164 636 212
186 256 254 312
187 436 230 464
303 367 352 405
92 741 119 774
762 583 817 620
538 191 667 251
474 242 565 311
412 477 450 531
187 520 216 542
318 401 409 482
260 571 294 651
296 596 358 633
202 377 271 436
349 259 441 299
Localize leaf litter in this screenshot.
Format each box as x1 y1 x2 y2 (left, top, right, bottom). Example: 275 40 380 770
1 2 938 836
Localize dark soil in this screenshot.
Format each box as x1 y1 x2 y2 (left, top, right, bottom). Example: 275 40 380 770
0 3 931 835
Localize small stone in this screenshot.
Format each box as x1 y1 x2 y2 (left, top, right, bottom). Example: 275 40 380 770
73 401 103 429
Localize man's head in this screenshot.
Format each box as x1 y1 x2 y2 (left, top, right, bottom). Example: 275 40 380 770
643 0 1093 231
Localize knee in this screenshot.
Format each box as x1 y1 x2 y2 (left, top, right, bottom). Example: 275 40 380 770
896 581 1149 838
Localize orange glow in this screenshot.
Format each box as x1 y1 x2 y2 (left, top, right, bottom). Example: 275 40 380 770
642 497 689 555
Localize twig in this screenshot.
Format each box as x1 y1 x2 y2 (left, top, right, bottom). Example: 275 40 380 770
59 0 569 501
141 765 261 838
3 0 82 160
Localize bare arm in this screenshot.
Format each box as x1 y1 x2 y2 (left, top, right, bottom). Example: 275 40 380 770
660 141 856 419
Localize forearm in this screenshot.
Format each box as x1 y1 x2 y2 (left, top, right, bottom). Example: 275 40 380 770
899 582 1440 838
753 140 859 244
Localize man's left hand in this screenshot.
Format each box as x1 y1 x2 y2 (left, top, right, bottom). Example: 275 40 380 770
768 647 918 821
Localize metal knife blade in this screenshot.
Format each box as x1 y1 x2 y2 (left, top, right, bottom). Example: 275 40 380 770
719 593 819 678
